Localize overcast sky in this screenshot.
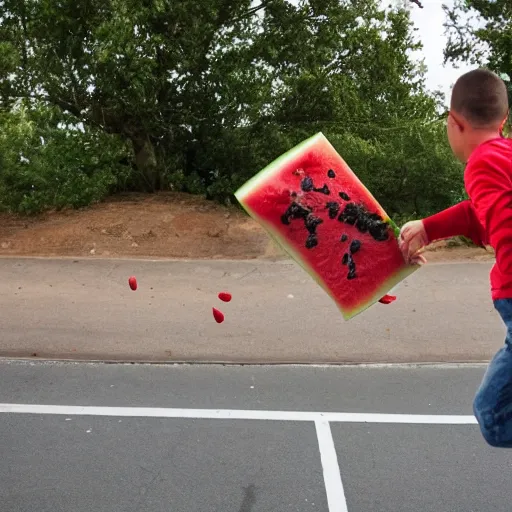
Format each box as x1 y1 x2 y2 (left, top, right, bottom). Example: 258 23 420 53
406 0 474 103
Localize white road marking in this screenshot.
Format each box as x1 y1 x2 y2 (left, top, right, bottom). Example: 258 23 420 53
316 420 349 512
0 404 477 424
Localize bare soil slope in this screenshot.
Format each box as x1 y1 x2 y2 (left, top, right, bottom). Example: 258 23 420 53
0 192 495 262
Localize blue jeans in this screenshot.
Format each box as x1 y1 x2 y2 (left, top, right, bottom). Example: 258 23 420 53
473 298 512 447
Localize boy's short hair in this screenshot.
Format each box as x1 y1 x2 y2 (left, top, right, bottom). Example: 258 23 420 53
451 68 509 128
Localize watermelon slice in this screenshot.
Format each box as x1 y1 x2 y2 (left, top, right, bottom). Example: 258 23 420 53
234 132 418 320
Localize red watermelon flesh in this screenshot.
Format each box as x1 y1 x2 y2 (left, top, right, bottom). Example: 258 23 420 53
234 132 418 320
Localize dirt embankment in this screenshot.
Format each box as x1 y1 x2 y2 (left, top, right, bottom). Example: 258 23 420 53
0 192 495 263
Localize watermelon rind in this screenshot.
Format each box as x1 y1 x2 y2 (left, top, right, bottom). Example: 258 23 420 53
235 132 419 320
236 133 323 202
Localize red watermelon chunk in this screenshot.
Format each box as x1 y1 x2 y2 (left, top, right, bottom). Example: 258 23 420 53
234 132 418 320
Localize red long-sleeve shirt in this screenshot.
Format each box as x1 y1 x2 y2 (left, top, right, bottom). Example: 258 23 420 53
423 137 512 300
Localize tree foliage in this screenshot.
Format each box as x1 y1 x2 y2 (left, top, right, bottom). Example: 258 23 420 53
0 102 130 213
444 0 512 110
0 0 463 216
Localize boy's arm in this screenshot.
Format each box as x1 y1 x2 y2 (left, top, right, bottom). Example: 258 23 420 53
422 200 486 247
465 153 512 274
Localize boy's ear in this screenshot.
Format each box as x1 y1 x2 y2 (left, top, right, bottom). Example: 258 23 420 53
499 110 509 136
449 110 465 132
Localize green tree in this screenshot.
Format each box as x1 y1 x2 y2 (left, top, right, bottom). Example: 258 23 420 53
0 102 130 213
260 2 461 216
444 0 512 108
0 0 274 190
0 0 461 216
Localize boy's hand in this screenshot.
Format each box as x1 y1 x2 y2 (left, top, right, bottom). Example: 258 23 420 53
399 220 428 265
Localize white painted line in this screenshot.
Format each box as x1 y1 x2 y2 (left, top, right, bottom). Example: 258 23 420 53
316 421 349 512
0 404 478 424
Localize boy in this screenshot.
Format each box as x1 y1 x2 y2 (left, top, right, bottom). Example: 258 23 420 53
400 68 512 447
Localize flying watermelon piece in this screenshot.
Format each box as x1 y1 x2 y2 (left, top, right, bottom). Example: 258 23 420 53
234 132 419 320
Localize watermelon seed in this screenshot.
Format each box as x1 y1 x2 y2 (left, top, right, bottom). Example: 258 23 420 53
369 222 389 241
356 218 368 233
342 253 349 265
290 202 311 218
338 208 357 226
281 202 311 225
350 240 361 254
301 176 314 192
327 169 336 178
347 256 357 279
305 233 318 249
326 201 340 219
339 192 350 201
338 203 358 225
305 215 323 234
338 202 390 242
340 234 348 242
313 184 330 195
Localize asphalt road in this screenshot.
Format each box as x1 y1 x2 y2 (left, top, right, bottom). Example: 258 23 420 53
1 360 511 512
0 257 504 363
